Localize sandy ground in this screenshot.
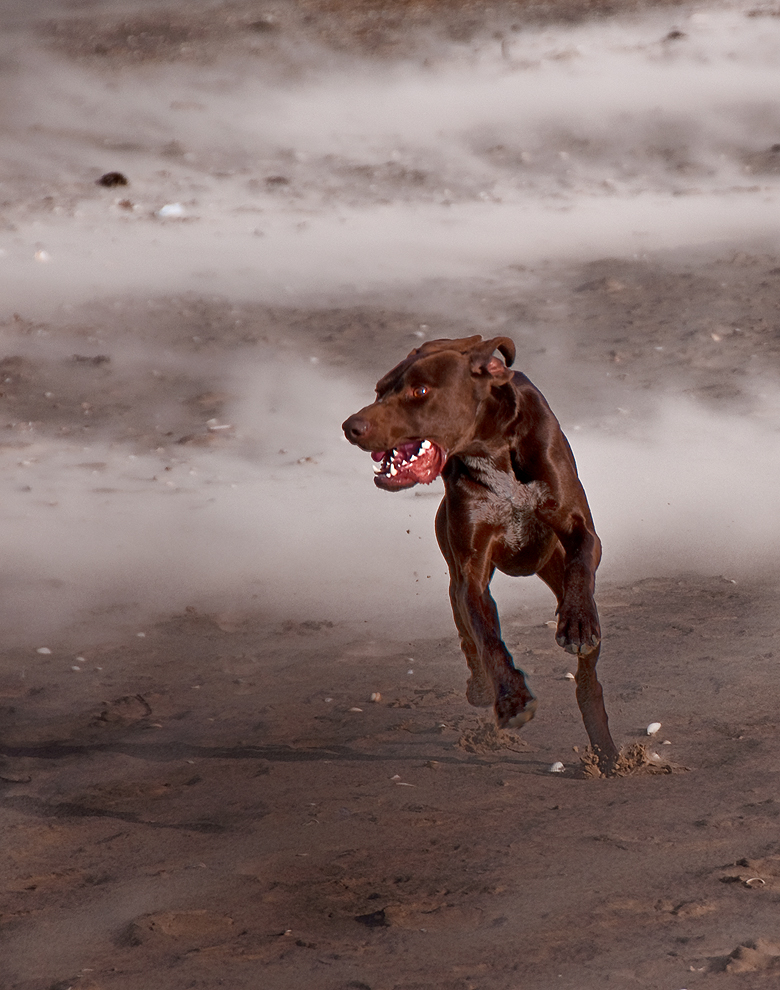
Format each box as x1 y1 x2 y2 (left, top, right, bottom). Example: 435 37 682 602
4 1 780 988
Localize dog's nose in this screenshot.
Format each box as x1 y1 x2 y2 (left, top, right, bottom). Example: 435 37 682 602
342 414 371 443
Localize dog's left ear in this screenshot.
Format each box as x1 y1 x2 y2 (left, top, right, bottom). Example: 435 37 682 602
470 336 516 384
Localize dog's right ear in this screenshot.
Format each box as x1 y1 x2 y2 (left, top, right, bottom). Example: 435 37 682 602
469 336 516 384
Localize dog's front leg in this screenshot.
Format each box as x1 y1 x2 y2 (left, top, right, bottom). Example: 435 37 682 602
575 642 618 774
452 576 537 729
538 511 602 655
446 582 493 707
557 542 602 655
538 544 618 771
437 500 537 728
436 503 494 706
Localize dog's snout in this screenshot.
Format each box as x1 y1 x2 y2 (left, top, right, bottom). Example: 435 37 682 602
342 414 371 443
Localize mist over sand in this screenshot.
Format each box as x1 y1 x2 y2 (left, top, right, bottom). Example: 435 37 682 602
1 1 779 642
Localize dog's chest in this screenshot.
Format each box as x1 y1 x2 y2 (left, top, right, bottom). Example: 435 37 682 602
460 457 549 545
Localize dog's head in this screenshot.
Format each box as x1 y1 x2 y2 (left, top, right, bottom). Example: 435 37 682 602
341 335 516 491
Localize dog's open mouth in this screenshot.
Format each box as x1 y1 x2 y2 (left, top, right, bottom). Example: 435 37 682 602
371 440 446 490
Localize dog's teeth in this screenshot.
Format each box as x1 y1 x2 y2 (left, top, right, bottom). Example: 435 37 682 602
421 440 432 450
389 465 397 476
373 462 384 473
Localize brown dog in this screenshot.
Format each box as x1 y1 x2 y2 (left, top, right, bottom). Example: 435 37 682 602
342 335 619 774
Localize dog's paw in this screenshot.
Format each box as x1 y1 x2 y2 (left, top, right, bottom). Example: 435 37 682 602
499 697 538 729
494 673 537 729
555 605 601 655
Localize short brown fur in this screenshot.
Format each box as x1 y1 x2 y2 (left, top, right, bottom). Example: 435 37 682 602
343 335 618 774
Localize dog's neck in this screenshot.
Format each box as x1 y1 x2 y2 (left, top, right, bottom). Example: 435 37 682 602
459 452 518 494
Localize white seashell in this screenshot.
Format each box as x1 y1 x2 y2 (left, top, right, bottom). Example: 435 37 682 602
564 672 575 680
369 692 382 703
157 202 184 218
36 647 51 655
550 761 565 773
646 721 662 736
349 707 363 712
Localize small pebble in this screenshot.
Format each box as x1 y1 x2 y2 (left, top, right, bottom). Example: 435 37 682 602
97 171 128 187
36 647 51 655
369 692 382 703
349 707 363 712
136 632 146 638
564 671 575 680
646 721 662 736
550 761 565 773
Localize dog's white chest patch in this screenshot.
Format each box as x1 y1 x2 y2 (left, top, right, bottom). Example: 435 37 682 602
461 457 550 545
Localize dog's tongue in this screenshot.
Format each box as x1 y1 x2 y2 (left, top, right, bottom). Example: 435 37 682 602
371 450 386 462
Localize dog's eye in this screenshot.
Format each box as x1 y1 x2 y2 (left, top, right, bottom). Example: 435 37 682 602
411 385 429 399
